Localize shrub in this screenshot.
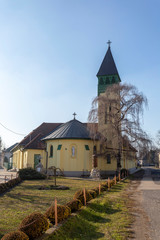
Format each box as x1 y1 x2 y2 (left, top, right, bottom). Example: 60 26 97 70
121 168 128 178
45 205 71 224
73 189 93 205
18 168 46 180
100 182 108 191
87 189 97 198
110 179 115 187
66 199 83 212
19 212 49 239
91 187 99 196
1 230 29 240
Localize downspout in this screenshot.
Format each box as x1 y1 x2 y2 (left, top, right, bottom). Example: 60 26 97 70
45 142 48 174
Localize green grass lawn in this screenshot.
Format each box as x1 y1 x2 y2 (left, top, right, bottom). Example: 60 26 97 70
44 180 132 240
0 177 103 238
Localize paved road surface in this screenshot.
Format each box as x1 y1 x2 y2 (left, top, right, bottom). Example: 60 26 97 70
0 169 17 183
134 167 160 240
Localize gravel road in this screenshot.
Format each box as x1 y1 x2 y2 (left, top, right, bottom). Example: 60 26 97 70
131 167 160 240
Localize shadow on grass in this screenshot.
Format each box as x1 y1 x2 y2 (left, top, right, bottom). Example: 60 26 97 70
88 201 121 215
0 233 3 239
46 214 105 240
109 184 124 192
80 208 111 223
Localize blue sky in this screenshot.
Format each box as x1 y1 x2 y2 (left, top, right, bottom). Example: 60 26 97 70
0 0 160 147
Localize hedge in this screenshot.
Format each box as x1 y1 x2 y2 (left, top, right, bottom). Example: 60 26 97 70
0 177 21 195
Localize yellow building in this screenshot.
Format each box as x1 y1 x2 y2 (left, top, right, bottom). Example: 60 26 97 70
12 117 136 176
12 123 61 170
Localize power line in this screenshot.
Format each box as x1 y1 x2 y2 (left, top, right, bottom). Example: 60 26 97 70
0 122 26 136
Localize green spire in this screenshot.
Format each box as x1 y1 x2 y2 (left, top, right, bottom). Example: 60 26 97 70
97 44 121 95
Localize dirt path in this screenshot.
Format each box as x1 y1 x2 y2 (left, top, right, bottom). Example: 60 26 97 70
128 167 160 240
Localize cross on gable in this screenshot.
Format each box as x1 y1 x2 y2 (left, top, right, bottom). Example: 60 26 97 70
73 112 77 119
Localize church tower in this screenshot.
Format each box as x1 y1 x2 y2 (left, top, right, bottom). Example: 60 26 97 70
97 42 121 96
97 42 121 158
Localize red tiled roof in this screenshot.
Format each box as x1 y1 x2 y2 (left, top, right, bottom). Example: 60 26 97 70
13 123 62 150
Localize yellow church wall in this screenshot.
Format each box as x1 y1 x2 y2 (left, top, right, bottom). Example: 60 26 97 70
12 140 136 174
98 156 117 171
46 139 96 172
46 139 119 173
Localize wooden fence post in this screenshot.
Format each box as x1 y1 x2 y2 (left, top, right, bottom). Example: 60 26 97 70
55 198 58 226
108 177 110 190
83 188 86 206
114 175 116 185
99 183 101 194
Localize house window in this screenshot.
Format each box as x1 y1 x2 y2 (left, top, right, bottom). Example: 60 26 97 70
100 144 103 153
107 154 111 164
85 145 90 150
93 145 97 154
50 145 53 157
57 144 62 150
71 146 76 157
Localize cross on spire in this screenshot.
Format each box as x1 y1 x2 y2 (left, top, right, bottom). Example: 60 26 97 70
73 112 77 120
107 40 112 47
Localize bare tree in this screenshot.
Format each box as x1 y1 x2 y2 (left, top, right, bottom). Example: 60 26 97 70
156 130 160 149
88 83 151 171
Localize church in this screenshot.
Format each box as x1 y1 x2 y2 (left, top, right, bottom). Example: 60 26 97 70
12 44 137 177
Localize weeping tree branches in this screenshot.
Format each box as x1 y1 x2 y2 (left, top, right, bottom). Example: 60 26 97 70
88 83 151 170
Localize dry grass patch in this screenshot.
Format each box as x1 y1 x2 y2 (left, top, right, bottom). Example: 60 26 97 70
0 177 101 238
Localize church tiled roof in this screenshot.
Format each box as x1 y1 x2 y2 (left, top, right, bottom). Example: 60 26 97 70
97 46 119 76
42 119 91 140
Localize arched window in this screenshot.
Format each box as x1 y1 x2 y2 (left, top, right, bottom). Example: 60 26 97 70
112 76 116 83
71 146 75 157
105 77 110 84
105 107 107 124
99 78 104 85
50 145 53 157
